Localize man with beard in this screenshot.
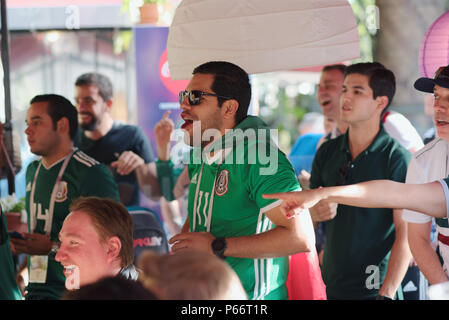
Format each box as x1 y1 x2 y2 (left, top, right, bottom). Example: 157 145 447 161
74 73 160 206
167 61 315 300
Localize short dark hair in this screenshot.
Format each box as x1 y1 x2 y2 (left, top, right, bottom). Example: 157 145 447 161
193 61 251 124
344 62 396 109
30 94 78 140
75 72 113 102
70 197 134 268
322 64 347 75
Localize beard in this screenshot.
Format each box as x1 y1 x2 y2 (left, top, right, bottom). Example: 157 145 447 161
79 112 100 131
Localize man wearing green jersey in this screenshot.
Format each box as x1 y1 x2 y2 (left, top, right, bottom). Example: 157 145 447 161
10 94 119 300
168 61 315 300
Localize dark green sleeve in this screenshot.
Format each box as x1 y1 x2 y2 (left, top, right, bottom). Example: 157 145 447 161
82 164 120 201
156 159 183 201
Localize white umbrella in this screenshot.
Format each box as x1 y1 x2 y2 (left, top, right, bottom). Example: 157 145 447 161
167 0 360 80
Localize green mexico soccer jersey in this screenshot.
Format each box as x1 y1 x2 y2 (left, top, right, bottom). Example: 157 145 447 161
187 116 300 300
25 149 119 300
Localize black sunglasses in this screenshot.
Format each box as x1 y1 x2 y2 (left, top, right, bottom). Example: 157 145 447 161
178 90 232 106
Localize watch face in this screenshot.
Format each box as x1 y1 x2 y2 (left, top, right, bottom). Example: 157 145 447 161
212 238 226 259
212 238 225 251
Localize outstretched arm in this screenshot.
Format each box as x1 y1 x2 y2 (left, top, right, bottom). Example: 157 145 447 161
263 180 447 219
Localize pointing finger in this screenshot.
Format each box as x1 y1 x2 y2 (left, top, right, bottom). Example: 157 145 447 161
262 193 287 200
163 110 171 120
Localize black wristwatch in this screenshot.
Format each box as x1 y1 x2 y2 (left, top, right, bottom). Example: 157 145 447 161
211 237 227 259
376 295 393 300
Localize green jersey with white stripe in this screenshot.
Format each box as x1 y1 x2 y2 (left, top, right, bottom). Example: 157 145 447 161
187 116 300 300
25 149 119 300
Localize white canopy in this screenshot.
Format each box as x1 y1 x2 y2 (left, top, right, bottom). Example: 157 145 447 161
167 0 360 80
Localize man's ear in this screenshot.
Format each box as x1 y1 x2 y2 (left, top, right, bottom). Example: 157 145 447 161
221 99 239 120
57 117 70 135
106 236 122 263
376 96 389 113
105 98 113 113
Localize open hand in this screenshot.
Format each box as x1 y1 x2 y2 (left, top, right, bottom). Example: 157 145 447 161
169 231 215 255
309 199 338 222
110 151 144 175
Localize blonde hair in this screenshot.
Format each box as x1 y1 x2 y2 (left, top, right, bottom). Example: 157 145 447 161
138 251 247 300
70 197 134 267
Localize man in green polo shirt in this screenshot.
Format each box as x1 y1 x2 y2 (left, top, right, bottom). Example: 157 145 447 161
308 62 412 300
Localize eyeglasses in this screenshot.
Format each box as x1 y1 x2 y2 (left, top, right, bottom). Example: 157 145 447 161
178 90 232 106
337 160 351 186
75 96 97 106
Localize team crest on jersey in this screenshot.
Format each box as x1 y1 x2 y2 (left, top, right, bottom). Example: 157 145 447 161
215 170 229 196
55 181 68 203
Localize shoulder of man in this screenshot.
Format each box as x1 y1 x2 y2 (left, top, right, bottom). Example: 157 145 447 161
406 138 448 183
25 158 40 170
374 129 410 159
309 134 344 190
413 137 446 161
376 131 412 182
71 150 100 168
25 158 40 179
72 150 120 200
111 121 141 135
111 121 153 161
315 133 344 159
